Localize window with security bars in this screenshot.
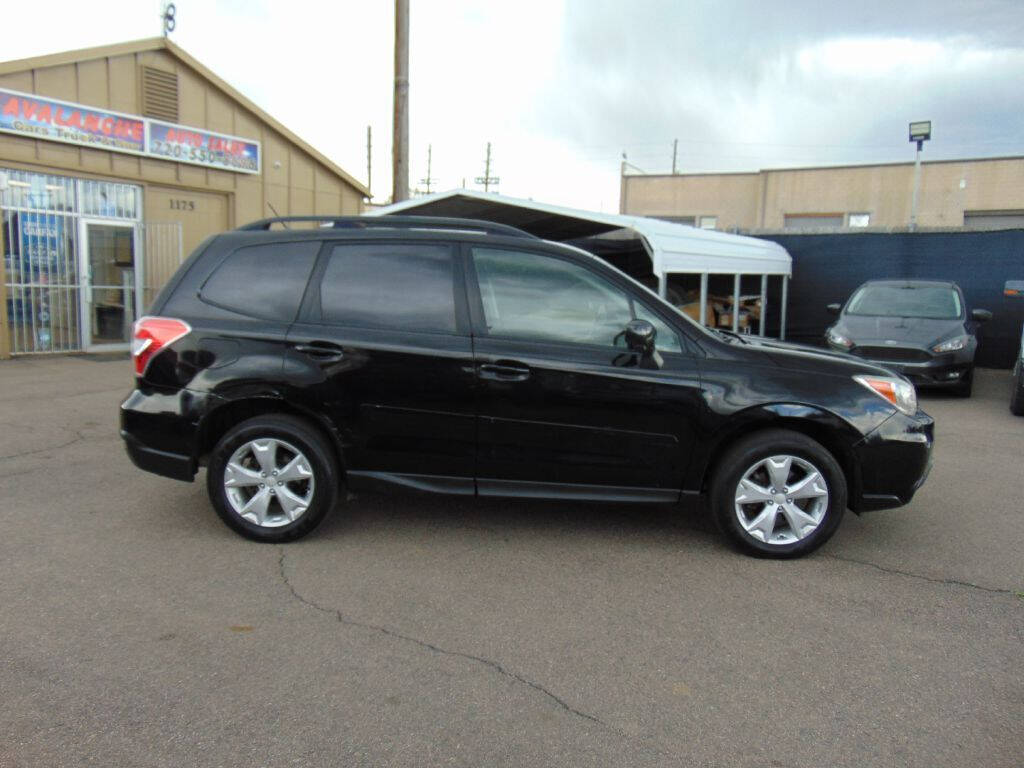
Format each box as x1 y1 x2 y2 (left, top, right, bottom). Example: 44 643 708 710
141 66 179 122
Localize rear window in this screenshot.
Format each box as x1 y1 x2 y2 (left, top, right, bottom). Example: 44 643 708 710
200 241 319 321
318 243 456 333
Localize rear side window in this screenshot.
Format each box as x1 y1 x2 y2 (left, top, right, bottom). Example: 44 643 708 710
200 241 319 321
318 243 456 333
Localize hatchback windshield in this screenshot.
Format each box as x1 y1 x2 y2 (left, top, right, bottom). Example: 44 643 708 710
846 284 961 319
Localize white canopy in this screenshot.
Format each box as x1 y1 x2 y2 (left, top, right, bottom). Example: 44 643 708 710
369 189 792 337
368 189 792 279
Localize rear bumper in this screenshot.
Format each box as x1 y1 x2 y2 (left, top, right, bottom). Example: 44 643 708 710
121 429 195 481
120 386 216 482
850 409 934 512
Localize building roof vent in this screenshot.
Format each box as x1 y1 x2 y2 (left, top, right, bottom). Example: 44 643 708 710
141 66 179 122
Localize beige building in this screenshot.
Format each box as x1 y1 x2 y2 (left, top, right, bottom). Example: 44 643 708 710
0 37 368 357
620 156 1024 232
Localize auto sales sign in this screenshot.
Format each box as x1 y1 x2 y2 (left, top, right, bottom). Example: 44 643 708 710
0 88 260 175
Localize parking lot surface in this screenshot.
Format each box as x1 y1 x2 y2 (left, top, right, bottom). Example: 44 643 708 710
1 356 1021 767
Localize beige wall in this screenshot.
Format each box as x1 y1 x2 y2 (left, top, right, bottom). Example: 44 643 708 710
621 157 1024 230
621 172 760 230
0 48 364 237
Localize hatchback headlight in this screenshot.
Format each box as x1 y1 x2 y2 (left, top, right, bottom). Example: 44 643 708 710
827 328 853 349
854 375 918 415
932 336 967 353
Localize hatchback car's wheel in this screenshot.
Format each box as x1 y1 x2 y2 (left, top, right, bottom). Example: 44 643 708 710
711 429 846 558
952 366 974 398
207 414 338 542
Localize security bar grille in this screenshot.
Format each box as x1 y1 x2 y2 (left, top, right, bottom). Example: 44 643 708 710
1 168 155 355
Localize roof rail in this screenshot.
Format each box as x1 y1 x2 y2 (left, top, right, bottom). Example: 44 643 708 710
236 215 535 238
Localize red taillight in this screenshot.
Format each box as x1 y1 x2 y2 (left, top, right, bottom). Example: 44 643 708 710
132 316 191 376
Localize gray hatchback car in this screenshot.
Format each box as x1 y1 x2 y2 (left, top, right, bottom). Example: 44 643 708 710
825 279 991 397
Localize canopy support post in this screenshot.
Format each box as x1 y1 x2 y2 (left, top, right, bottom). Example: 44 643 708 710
732 274 741 333
759 274 767 337
658 272 667 299
780 275 789 341
699 273 708 326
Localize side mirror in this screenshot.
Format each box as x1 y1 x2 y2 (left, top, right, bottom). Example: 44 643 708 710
622 319 663 369
826 303 841 316
971 308 992 322
624 319 656 353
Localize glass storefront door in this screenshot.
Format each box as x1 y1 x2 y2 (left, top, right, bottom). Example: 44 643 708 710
80 221 137 349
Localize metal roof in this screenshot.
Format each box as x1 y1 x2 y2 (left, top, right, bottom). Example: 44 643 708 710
369 189 791 277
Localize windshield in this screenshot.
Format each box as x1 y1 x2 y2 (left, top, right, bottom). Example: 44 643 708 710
845 284 962 319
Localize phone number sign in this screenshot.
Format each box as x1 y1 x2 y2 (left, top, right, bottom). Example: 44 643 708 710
0 88 261 175
148 121 260 174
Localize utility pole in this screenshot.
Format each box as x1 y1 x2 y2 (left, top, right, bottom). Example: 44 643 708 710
484 142 491 192
392 0 410 203
418 144 436 194
474 142 499 192
672 138 678 174
366 125 372 197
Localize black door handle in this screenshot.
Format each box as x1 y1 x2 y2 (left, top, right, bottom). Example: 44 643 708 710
293 342 345 363
478 362 530 382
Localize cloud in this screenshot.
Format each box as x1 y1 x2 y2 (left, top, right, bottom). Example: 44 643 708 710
2 0 1022 212
534 0 1024 180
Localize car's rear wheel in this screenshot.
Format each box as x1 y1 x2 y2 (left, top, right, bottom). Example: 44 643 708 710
207 414 338 542
711 429 846 558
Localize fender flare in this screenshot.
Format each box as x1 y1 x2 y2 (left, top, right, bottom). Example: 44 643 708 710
685 402 863 495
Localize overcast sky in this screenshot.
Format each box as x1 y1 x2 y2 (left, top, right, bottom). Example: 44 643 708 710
4 1 1024 211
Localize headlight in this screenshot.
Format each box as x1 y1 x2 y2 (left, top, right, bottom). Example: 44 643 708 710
932 336 967 353
854 375 917 415
827 328 853 349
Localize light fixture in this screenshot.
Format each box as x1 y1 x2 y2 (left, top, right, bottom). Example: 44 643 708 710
908 121 931 142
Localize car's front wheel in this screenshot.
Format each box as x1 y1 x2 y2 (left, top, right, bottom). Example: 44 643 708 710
206 414 339 542
711 429 847 558
1011 363 1024 416
952 366 974 398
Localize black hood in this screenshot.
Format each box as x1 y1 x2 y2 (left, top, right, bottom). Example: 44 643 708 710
835 314 964 346
727 334 894 377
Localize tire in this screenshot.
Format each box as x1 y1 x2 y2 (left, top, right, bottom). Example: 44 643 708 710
1011 364 1024 416
206 414 339 542
710 429 847 558
952 367 974 398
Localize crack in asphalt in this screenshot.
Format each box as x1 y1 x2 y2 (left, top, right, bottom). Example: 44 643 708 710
0 432 87 461
824 553 1016 595
276 548 606 727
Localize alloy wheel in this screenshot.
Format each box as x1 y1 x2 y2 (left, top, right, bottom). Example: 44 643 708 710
734 454 829 545
223 438 315 527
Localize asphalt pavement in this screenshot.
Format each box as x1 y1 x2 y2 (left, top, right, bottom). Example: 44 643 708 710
1 355 1021 767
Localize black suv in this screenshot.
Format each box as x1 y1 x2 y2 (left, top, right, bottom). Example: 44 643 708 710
121 216 933 558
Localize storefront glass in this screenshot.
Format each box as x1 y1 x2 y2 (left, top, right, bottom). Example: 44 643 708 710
1 168 141 354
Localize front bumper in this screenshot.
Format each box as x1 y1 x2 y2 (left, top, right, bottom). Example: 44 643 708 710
850 409 934 512
828 342 972 387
